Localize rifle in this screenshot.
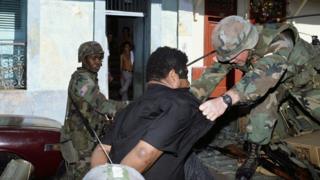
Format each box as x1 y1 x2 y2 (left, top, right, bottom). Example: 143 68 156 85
208 144 313 180
187 50 216 67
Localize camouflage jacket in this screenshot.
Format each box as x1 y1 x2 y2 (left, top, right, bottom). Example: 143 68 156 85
63 67 117 150
191 23 320 104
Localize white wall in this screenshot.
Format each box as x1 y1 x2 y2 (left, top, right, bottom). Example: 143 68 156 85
162 0 178 47
150 2 162 52
38 0 93 91
188 0 204 67
157 0 205 82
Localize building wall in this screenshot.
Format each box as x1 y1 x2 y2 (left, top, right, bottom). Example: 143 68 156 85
238 0 320 43
162 0 178 47
149 0 204 83
178 0 204 82
1 0 318 125
288 0 320 43
237 0 250 18
0 0 108 124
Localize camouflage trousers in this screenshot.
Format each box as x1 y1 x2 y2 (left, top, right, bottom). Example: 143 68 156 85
245 85 320 145
65 157 91 180
245 86 288 145
63 139 95 180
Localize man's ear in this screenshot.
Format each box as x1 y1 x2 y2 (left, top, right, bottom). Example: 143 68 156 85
82 56 88 66
167 69 180 88
168 69 176 80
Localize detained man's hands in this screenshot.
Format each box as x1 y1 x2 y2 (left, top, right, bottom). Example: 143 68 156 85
199 97 228 121
91 144 112 168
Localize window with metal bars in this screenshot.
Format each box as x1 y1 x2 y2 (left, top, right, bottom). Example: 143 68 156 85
0 0 22 30
0 0 26 90
106 0 147 13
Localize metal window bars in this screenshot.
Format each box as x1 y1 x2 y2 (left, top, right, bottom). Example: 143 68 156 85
0 42 26 89
106 0 146 13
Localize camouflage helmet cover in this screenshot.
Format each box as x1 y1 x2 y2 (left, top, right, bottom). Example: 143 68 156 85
78 41 104 62
212 15 259 62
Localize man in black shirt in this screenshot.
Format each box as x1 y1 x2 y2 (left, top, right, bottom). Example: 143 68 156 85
90 47 214 180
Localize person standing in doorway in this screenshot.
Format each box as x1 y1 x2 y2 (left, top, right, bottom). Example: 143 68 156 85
119 41 133 101
121 26 135 70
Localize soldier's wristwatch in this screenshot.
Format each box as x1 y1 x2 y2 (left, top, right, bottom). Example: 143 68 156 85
221 94 232 110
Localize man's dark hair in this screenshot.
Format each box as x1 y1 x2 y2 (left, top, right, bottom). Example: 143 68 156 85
122 26 130 33
146 46 188 81
121 41 132 52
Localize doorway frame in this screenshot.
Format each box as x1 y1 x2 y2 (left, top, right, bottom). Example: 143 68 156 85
105 8 149 100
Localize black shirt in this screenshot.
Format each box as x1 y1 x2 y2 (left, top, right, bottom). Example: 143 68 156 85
103 84 213 180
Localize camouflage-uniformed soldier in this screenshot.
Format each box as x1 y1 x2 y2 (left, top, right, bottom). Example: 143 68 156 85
190 16 320 179
60 41 123 179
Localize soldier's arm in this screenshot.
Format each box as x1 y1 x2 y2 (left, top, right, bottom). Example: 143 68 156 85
190 62 232 101
231 56 287 103
70 74 116 122
231 32 293 104
120 140 163 173
198 33 294 121
96 98 124 115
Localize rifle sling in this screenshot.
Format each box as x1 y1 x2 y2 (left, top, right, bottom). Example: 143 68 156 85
68 94 97 140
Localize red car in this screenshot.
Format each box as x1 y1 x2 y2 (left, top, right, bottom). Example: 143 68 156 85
0 114 63 179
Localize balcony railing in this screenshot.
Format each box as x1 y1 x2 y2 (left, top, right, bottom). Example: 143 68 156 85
106 0 146 13
0 42 26 89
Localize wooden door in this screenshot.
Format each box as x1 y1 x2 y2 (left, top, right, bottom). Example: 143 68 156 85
192 0 240 97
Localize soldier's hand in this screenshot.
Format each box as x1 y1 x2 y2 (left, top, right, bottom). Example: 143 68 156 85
107 106 117 117
199 97 228 121
113 100 130 111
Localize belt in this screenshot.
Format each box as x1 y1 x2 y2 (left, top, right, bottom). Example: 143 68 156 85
122 70 132 72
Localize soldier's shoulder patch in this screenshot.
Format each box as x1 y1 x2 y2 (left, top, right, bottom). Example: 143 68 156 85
79 83 89 97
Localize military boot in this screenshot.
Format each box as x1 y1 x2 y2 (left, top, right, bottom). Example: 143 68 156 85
235 142 261 180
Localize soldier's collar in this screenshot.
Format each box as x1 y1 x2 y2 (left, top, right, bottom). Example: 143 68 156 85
77 67 98 77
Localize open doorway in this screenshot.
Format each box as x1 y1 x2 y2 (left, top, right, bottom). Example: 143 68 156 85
106 16 145 101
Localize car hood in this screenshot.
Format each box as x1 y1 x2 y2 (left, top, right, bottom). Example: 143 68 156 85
0 114 61 129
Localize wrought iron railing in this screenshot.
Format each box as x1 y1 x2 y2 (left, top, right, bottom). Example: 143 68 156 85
106 0 146 12
0 42 26 89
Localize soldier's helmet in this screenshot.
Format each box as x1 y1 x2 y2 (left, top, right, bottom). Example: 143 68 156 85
212 15 259 62
78 41 104 62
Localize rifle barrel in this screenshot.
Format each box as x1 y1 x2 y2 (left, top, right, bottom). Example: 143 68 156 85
187 50 216 66
283 13 320 21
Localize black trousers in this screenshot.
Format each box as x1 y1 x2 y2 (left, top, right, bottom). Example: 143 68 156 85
184 153 214 180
